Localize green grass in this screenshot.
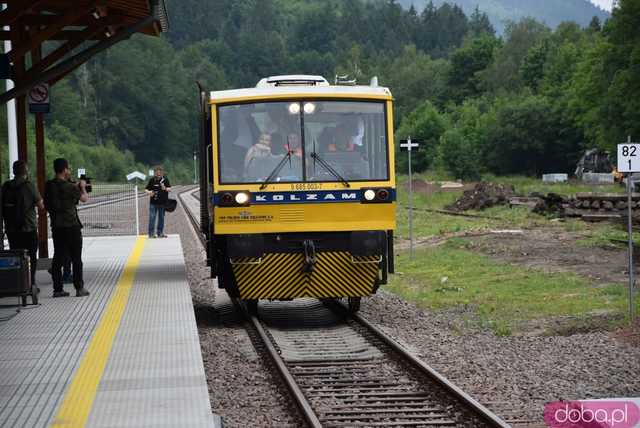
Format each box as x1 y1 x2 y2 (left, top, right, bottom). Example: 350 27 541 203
386 240 637 335
389 174 637 334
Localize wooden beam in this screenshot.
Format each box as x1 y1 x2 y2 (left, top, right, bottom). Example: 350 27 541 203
0 14 154 104
0 0 47 27
0 29 108 41
23 18 112 82
8 4 96 62
17 12 136 27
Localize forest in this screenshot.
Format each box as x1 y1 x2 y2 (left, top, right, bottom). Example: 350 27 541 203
0 0 638 182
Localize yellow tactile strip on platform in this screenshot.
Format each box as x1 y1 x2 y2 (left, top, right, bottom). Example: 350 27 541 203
50 236 146 428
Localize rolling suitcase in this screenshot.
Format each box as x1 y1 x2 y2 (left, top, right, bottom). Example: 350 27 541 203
0 249 38 306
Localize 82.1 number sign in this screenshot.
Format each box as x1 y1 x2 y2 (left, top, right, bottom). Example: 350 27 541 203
617 143 640 172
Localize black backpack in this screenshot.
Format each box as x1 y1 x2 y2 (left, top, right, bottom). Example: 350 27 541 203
1 180 27 230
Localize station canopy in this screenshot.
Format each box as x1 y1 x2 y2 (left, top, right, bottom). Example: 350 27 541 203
0 0 169 104
0 0 169 259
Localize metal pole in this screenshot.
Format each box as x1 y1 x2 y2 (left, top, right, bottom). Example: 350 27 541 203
35 112 48 258
3 4 17 178
627 135 636 324
408 137 414 260
135 184 140 236
33 45 49 258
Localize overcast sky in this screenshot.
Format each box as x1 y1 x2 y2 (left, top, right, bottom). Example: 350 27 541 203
590 0 613 11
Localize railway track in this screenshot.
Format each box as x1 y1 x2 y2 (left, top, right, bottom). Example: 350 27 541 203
178 188 528 427
77 186 153 211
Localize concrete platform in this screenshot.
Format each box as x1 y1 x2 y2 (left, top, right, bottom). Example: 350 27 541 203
0 235 217 427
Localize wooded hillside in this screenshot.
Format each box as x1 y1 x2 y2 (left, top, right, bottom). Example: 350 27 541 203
1 0 635 183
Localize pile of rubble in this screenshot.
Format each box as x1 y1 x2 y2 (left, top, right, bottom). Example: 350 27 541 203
447 182 639 222
446 182 516 212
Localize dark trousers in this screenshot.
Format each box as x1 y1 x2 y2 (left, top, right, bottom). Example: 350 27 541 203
7 231 38 285
51 227 83 291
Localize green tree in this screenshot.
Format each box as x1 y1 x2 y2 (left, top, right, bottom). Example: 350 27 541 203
395 101 448 172
437 100 493 179
480 18 551 93
447 34 501 102
376 45 449 125
486 94 582 175
468 6 495 37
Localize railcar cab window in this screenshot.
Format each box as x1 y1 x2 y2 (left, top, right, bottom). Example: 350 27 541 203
304 101 388 181
217 100 388 184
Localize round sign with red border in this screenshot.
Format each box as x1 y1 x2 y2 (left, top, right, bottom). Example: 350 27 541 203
28 83 49 104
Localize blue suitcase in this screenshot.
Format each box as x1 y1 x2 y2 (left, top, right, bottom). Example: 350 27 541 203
0 249 38 306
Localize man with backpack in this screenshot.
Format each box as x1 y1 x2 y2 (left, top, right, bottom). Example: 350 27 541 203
44 158 90 298
1 160 44 288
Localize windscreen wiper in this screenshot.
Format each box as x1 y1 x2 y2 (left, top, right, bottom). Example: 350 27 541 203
310 152 350 188
259 150 292 190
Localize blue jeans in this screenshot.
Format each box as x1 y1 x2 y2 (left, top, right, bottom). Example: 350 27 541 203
148 204 166 236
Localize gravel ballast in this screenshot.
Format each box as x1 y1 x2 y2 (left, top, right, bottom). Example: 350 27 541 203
174 193 303 427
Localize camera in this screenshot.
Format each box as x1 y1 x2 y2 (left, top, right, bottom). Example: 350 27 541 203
80 174 92 193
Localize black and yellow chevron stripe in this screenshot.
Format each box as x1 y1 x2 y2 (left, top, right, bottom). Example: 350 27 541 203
230 251 380 299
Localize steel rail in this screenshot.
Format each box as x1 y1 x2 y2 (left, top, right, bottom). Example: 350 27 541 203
245 311 323 428
348 306 511 428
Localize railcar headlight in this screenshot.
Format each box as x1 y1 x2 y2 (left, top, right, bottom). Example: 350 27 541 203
364 189 376 201
235 192 250 205
303 102 316 114
288 102 300 114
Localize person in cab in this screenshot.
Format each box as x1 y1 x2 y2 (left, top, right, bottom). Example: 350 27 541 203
244 133 273 171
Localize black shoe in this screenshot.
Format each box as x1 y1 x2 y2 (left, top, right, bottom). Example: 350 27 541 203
76 288 90 297
53 291 70 298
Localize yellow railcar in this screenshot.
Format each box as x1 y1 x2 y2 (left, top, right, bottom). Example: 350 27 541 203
197 75 396 312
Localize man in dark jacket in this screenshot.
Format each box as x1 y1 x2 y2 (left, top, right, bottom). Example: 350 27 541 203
1 160 44 287
145 166 171 238
44 158 90 297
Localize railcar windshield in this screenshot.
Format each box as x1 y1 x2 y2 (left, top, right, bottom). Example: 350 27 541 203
217 100 388 184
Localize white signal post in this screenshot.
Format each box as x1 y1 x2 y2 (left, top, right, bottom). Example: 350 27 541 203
617 135 639 324
400 137 421 259
127 170 147 236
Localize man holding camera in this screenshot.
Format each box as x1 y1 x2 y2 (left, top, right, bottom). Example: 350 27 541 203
145 166 171 238
44 158 90 297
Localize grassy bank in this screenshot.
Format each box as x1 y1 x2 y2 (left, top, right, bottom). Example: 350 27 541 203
389 174 637 334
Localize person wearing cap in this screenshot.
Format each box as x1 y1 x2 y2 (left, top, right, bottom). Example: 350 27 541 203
44 158 90 298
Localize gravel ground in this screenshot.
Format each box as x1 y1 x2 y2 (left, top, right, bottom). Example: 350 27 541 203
360 291 640 424
173 189 640 426
174 190 304 427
